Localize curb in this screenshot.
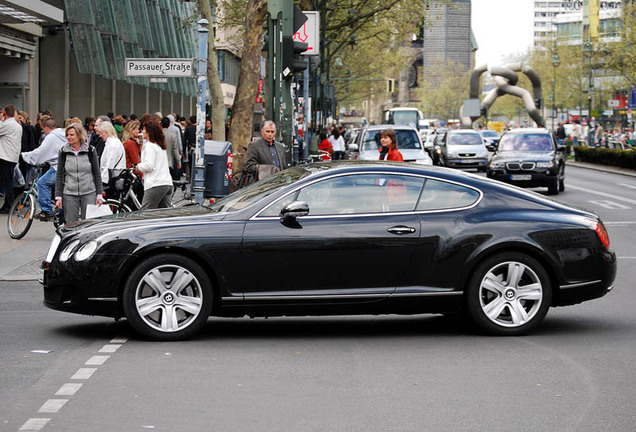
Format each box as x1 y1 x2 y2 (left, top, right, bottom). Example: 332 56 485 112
565 160 636 178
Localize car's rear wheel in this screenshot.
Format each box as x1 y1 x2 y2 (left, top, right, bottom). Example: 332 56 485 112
123 254 213 341
466 252 552 336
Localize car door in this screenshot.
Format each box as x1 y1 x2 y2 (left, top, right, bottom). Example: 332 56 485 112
239 172 425 302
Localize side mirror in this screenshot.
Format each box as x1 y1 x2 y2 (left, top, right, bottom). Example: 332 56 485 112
280 201 309 224
556 144 567 152
348 143 358 152
487 144 497 152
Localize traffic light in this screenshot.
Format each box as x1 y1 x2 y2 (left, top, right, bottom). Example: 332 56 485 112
282 35 308 78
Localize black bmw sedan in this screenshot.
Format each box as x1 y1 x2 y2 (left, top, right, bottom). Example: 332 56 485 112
42 162 616 340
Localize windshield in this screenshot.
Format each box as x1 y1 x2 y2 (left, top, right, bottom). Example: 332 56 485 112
498 133 555 151
389 111 419 127
448 132 483 145
361 129 422 151
206 167 311 213
481 130 499 138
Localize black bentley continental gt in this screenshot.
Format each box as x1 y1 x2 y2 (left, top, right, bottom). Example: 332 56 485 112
42 162 616 340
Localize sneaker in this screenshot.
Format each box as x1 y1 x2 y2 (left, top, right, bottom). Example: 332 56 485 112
38 211 55 221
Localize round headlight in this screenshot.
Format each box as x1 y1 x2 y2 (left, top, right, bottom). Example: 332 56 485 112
60 240 80 262
74 241 98 261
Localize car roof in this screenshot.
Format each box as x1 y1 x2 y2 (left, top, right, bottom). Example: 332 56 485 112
362 124 418 132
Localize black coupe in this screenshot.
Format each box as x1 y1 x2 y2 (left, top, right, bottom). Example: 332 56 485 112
42 162 616 340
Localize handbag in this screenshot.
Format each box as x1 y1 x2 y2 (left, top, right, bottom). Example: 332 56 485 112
107 151 126 190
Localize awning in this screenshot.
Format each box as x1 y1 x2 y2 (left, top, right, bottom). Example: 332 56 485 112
0 30 35 58
0 0 63 25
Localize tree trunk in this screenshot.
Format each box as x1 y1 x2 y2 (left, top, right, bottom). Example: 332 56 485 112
198 0 225 142
227 0 267 173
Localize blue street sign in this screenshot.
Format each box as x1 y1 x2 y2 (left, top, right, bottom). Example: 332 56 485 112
630 88 636 109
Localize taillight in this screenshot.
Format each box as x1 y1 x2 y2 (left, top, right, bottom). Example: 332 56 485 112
593 221 610 249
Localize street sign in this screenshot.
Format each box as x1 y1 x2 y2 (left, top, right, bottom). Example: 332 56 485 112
293 11 319 56
608 99 619 108
125 58 194 77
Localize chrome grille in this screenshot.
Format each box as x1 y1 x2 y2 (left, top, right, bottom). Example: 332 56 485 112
506 162 535 171
458 153 476 157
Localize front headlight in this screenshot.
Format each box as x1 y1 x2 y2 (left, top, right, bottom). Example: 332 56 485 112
536 161 554 168
60 240 80 262
490 160 505 168
74 241 98 261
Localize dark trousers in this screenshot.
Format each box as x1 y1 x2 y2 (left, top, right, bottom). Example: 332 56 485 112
0 158 17 210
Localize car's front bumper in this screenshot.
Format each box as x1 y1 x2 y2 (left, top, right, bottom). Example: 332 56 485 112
487 169 558 187
445 157 489 169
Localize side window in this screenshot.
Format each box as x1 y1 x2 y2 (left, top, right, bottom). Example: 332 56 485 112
416 179 480 211
262 174 425 216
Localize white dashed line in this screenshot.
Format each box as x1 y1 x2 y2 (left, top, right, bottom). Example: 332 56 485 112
55 383 83 396
99 344 122 353
19 418 50 431
85 355 110 366
38 399 67 413
71 368 97 380
110 337 128 344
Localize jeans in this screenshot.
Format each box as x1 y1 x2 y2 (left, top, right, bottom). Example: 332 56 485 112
0 159 17 210
38 167 56 214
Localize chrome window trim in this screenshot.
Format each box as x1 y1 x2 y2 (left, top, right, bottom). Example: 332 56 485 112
251 171 484 221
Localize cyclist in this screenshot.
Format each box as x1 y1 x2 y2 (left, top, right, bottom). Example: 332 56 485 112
20 117 67 221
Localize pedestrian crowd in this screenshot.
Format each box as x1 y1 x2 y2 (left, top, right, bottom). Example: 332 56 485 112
0 106 201 223
554 119 635 149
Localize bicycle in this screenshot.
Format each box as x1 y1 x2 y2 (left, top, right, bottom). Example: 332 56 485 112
7 166 62 239
102 169 144 214
171 179 197 207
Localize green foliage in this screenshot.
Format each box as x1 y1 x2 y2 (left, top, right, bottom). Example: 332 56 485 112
574 146 636 169
418 58 471 119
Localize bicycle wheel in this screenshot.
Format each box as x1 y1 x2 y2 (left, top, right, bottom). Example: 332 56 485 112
103 199 132 214
7 192 36 239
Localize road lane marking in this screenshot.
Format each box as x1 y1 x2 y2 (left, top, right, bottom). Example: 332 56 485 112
85 355 109 365
55 383 83 396
99 344 122 353
604 221 636 225
567 184 636 205
617 183 636 190
71 368 97 380
19 418 50 431
588 200 631 210
38 399 67 413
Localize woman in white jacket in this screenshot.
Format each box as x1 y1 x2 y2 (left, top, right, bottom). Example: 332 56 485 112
135 121 173 209
96 121 126 186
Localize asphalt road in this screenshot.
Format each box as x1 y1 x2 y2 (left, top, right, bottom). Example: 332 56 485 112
1 165 634 432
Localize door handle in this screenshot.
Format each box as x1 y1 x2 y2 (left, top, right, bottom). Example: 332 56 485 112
387 226 416 235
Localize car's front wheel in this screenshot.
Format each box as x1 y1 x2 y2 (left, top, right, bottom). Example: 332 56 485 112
466 252 552 336
123 254 213 341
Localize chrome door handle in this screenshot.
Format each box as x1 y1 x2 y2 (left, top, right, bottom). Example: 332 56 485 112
387 226 416 235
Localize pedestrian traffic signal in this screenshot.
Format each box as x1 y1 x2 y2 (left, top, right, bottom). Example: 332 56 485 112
387 79 395 93
282 35 308 77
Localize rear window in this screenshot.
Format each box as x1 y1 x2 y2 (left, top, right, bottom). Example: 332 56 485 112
416 179 480 211
361 129 422 151
499 133 554 151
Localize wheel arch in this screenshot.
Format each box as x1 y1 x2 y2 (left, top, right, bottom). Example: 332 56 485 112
114 245 223 317
458 241 560 306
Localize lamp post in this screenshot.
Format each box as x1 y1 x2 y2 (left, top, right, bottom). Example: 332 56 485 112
582 40 594 129
551 40 561 130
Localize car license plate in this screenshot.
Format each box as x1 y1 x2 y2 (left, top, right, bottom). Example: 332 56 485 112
510 174 531 181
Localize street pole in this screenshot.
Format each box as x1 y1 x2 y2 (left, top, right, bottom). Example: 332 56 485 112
551 39 561 131
193 18 209 205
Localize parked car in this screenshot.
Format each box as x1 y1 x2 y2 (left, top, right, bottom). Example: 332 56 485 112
487 128 566 195
349 125 432 164
479 129 501 149
43 162 616 340
434 129 489 171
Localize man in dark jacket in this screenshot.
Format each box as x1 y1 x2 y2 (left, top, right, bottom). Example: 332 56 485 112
556 122 566 145
182 115 197 182
245 120 289 179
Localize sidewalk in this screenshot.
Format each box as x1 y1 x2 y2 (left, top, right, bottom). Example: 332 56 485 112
0 213 57 282
0 161 634 282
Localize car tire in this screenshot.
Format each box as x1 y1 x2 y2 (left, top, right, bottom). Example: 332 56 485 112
547 178 559 195
558 166 565 192
123 254 213 341
466 252 552 336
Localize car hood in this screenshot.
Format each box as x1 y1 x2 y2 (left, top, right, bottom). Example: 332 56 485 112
492 150 555 162
58 205 226 239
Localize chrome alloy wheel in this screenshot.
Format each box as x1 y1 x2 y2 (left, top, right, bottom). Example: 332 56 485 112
134 264 204 333
478 261 544 328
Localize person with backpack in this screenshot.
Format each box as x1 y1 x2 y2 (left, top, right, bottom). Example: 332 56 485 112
55 123 102 223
